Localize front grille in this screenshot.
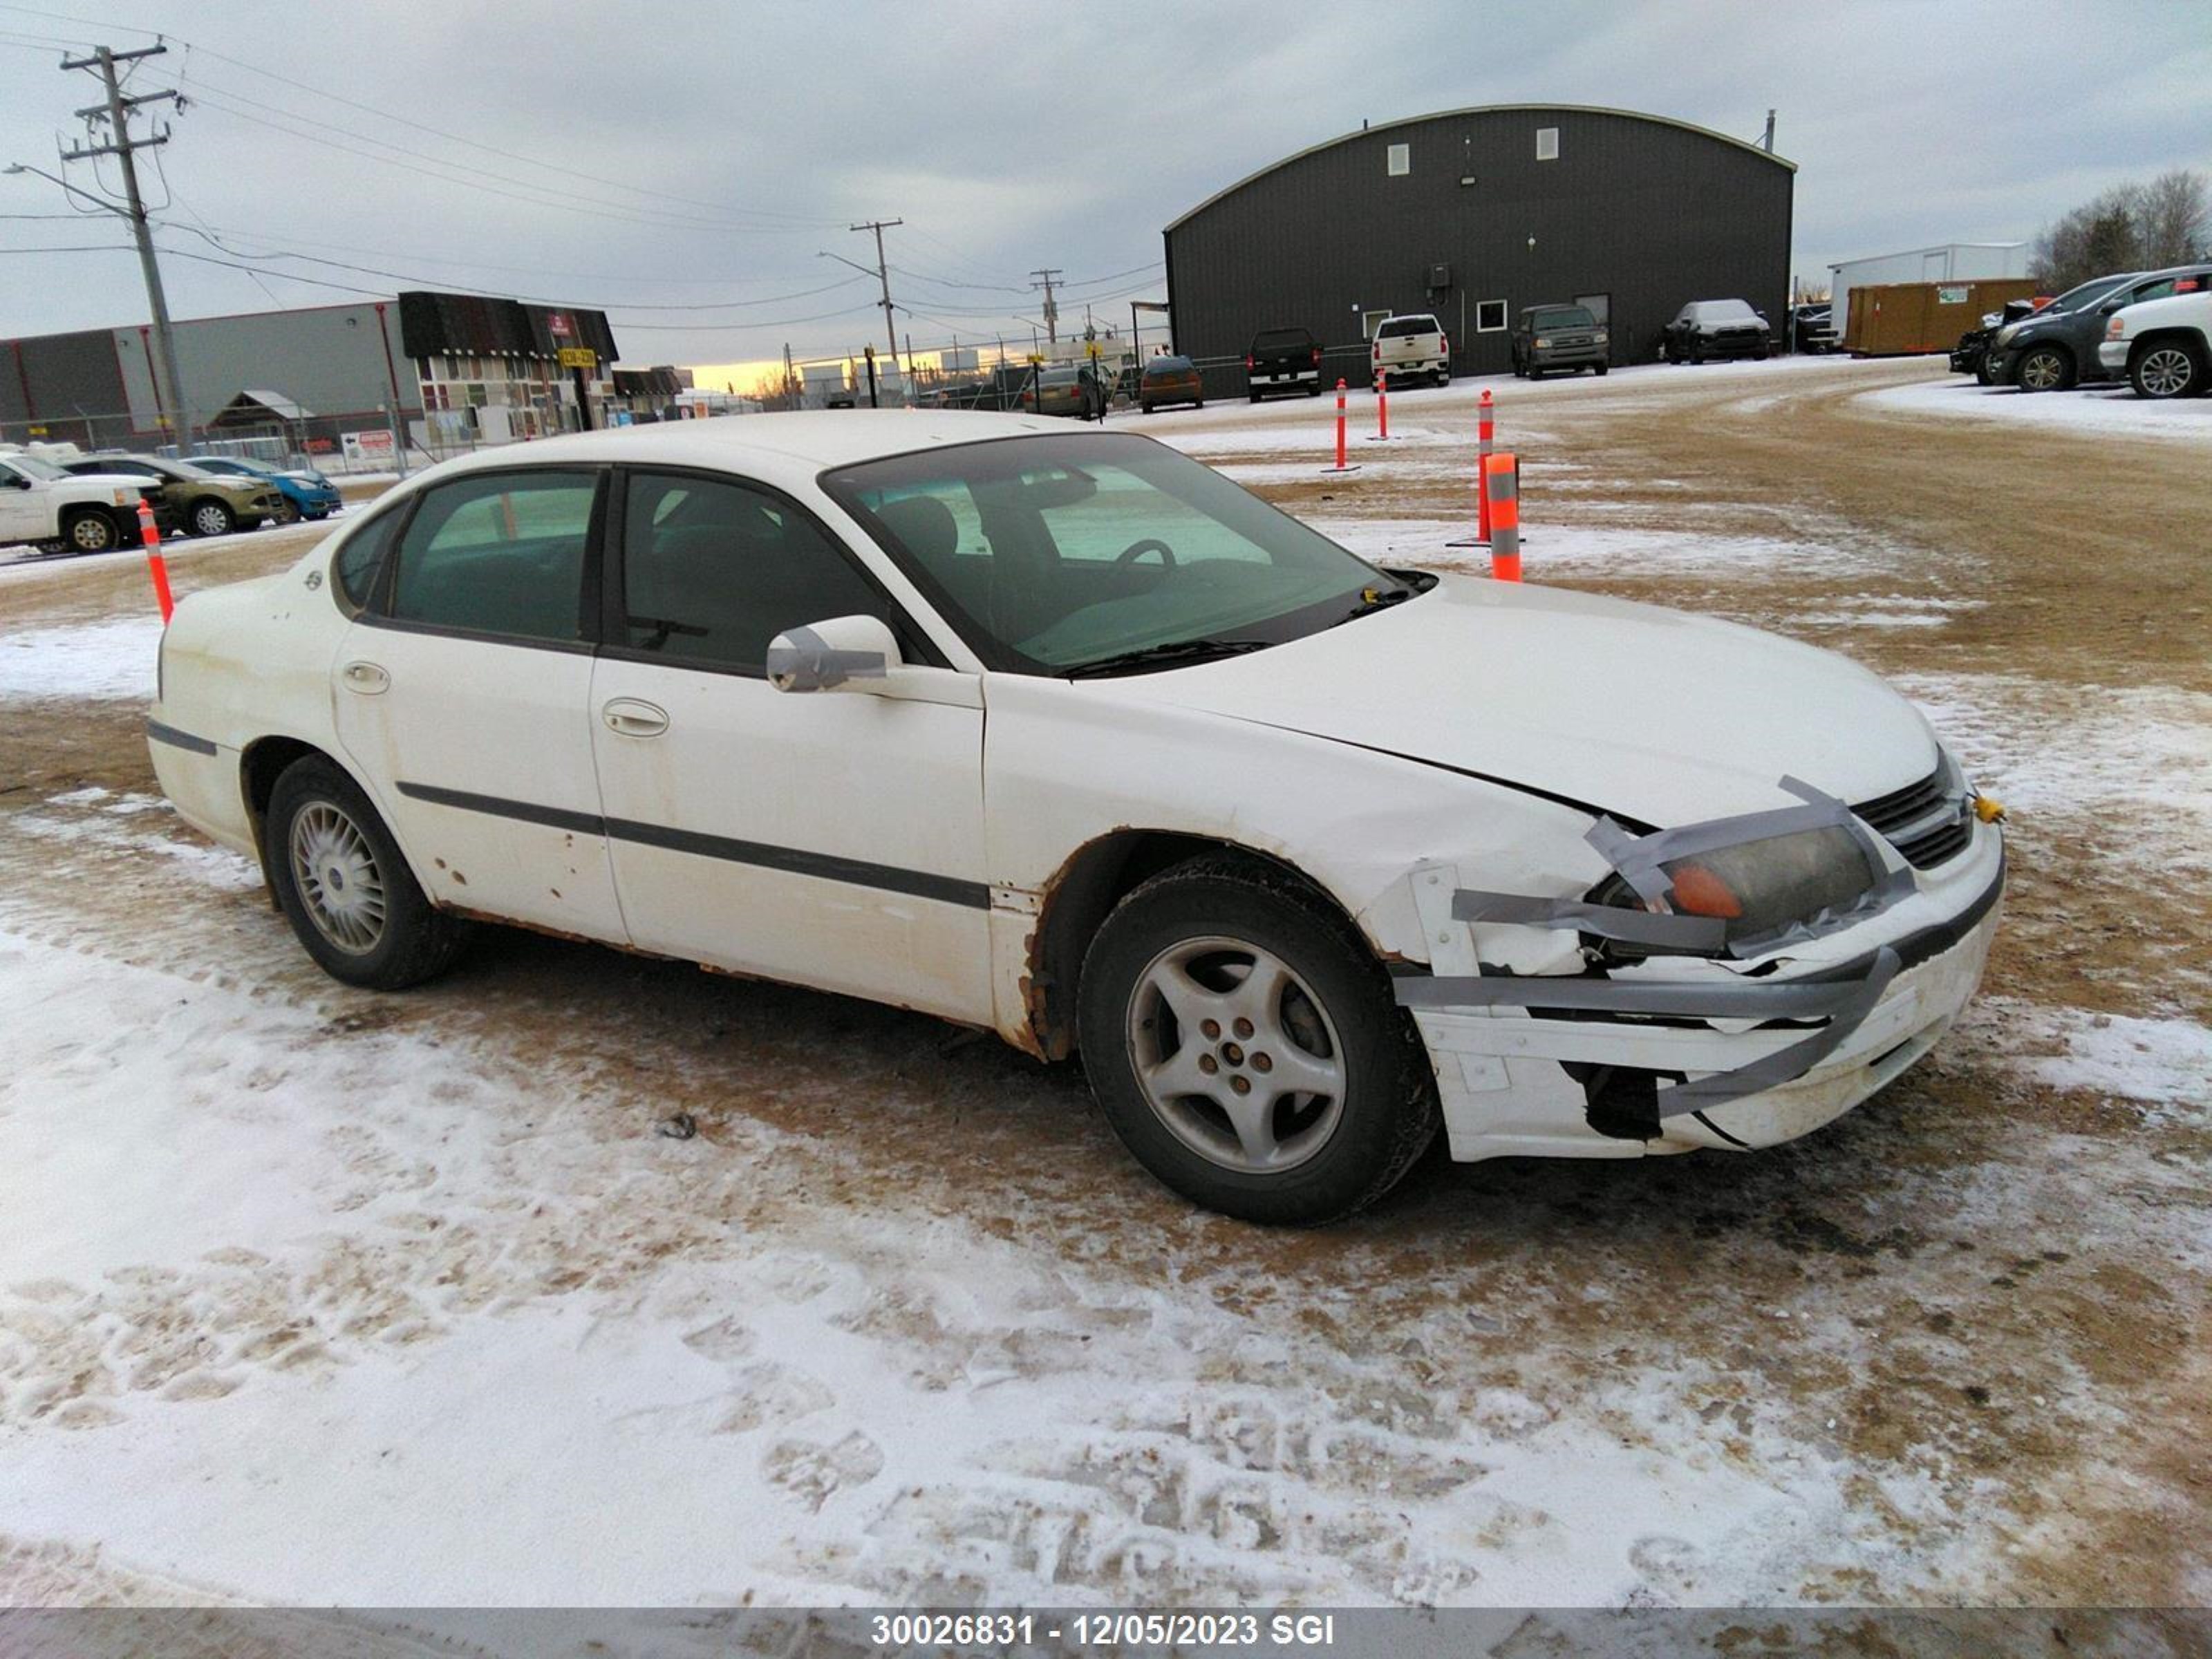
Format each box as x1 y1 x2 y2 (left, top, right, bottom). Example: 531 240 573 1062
1854 767 1972 870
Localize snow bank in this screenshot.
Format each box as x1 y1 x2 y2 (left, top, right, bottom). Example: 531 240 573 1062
1857 376 2212 443
0 616 160 702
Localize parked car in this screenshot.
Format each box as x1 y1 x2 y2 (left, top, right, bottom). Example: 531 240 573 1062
149 414 2004 1224
1659 299 1772 363
0 446 159 554
1951 297 2043 385
1790 303 1839 354
184 454 343 523
1369 314 1450 387
2099 287 2212 399
1019 363 1107 420
1138 354 1205 413
1510 305 1608 378
59 453 280 537
1983 267 2212 391
1244 326 1322 401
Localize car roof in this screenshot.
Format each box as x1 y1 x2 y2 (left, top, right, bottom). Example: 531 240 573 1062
418 410 1073 483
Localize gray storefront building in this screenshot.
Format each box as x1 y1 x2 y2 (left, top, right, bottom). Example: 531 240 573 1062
1163 104 1795 393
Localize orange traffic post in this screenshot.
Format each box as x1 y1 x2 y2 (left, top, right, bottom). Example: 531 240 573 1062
1484 452 1520 583
1376 368 1389 440
136 499 174 623
1333 378 1348 469
1476 388 1495 544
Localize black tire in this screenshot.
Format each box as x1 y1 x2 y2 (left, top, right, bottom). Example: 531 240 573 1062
2129 339 2206 400
60 506 122 554
272 496 301 525
1194 400 1205 410
1305 382 1320 397
1248 391 1260 404
187 497 236 537
1689 341 1705 364
267 755 471 991
1076 854 1440 1225
2016 345 2072 393
1595 362 1609 376
1974 353 2001 388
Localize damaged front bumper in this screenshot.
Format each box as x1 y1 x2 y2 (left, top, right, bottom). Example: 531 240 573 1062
1395 786 2005 1162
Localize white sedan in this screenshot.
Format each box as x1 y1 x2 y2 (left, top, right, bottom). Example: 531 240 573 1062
149 413 2004 1223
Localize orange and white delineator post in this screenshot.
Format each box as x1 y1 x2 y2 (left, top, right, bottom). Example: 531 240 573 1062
137 498 174 623
1376 368 1389 440
1476 388 1495 544
1333 378 1349 470
1484 452 1520 583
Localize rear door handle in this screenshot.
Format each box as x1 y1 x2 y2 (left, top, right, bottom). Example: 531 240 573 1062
341 661 388 695
601 697 669 738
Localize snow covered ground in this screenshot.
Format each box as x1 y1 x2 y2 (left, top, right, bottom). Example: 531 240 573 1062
1 354 2206 1621
1856 373 2212 442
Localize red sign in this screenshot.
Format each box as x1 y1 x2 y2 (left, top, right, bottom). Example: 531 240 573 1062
547 312 572 338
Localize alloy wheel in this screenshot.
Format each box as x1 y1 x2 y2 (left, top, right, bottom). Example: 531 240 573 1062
1125 935 1346 1174
2137 347 2196 399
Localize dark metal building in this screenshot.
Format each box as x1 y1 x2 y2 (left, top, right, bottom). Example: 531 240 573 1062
1164 104 1794 393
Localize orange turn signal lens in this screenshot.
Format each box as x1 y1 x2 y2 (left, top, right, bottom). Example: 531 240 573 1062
1665 861 1744 919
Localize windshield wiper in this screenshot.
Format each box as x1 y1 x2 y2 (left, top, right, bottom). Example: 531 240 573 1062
1333 585 1418 624
1061 638 1271 679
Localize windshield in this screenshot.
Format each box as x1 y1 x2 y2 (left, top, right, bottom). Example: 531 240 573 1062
2049 274 2135 312
1532 307 1595 331
1689 300 1759 323
823 433 1396 674
3 452 72 481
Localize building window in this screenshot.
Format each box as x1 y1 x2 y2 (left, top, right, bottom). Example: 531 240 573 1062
1536 126 1559 161
1476 300 1508 332
1386 142 1409 177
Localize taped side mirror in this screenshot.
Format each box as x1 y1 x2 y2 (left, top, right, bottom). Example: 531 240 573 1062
765 614 899 693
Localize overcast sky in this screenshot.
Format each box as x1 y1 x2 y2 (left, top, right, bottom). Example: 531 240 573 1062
3 0 2207 385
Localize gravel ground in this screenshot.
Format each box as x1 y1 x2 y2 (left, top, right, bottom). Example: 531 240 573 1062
0 356 2206 1615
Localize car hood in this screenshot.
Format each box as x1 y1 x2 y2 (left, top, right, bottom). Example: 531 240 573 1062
1106 574 1939 827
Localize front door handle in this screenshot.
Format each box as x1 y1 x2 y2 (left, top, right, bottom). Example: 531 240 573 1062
601 697 669 738
341 660 389 695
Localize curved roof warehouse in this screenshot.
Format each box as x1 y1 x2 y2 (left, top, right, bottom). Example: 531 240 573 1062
1163 104 1796 387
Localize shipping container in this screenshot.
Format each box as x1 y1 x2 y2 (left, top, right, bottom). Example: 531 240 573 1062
1842 279 2043 357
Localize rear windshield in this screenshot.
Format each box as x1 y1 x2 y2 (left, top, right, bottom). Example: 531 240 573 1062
1250 329 1311 350
1378 317 1439 337
1530 307 1595 330
1143 355 1194 373
1040 367 1081 386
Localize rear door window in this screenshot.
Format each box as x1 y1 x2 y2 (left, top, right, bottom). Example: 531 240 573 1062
384 469 599 644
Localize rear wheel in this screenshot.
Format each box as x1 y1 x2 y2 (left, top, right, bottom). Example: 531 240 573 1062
2016 345 2072 393
1248 391 1260 404
60 507 122 554
187 497 236 537
2130 340 2205 400
267 755 471 990
1076 855 1439 1225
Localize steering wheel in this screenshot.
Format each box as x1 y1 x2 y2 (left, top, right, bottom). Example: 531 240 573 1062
1115 538 1176 570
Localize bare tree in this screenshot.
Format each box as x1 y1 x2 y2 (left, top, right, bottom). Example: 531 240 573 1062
2033 171 2209 290
2137 169 2211 267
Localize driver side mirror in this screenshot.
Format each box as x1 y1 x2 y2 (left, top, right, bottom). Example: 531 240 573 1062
765 613 900 693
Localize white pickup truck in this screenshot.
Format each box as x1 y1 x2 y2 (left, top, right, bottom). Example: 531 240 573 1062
1369 313 1451 388
2099 288 2212 400
0 447 153 554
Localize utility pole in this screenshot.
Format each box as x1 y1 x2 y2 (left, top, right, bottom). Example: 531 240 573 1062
1030 269 1064 346
59 44 189 442
850 218 903 395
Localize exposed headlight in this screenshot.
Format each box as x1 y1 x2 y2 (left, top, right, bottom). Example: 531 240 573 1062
1535 338 1553 348
1593 825 1880 954
1593 330 1609 344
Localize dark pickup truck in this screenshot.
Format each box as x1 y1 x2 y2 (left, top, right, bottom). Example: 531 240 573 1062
1246 327 1322 401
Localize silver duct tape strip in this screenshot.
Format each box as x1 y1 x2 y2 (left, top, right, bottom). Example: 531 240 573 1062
765 624 888 692
1452 889 1728 951
1649 945 1901 1114
1396 971 1864 1020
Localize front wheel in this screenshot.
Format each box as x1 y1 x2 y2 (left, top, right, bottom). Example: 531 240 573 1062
2130 341 2205 400
1076 856 1439 1224
268 755 471 990
61 507 122 554
2016 345 2072 393
187 498 236 537
1594 362 1609 375
272 496 301 525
